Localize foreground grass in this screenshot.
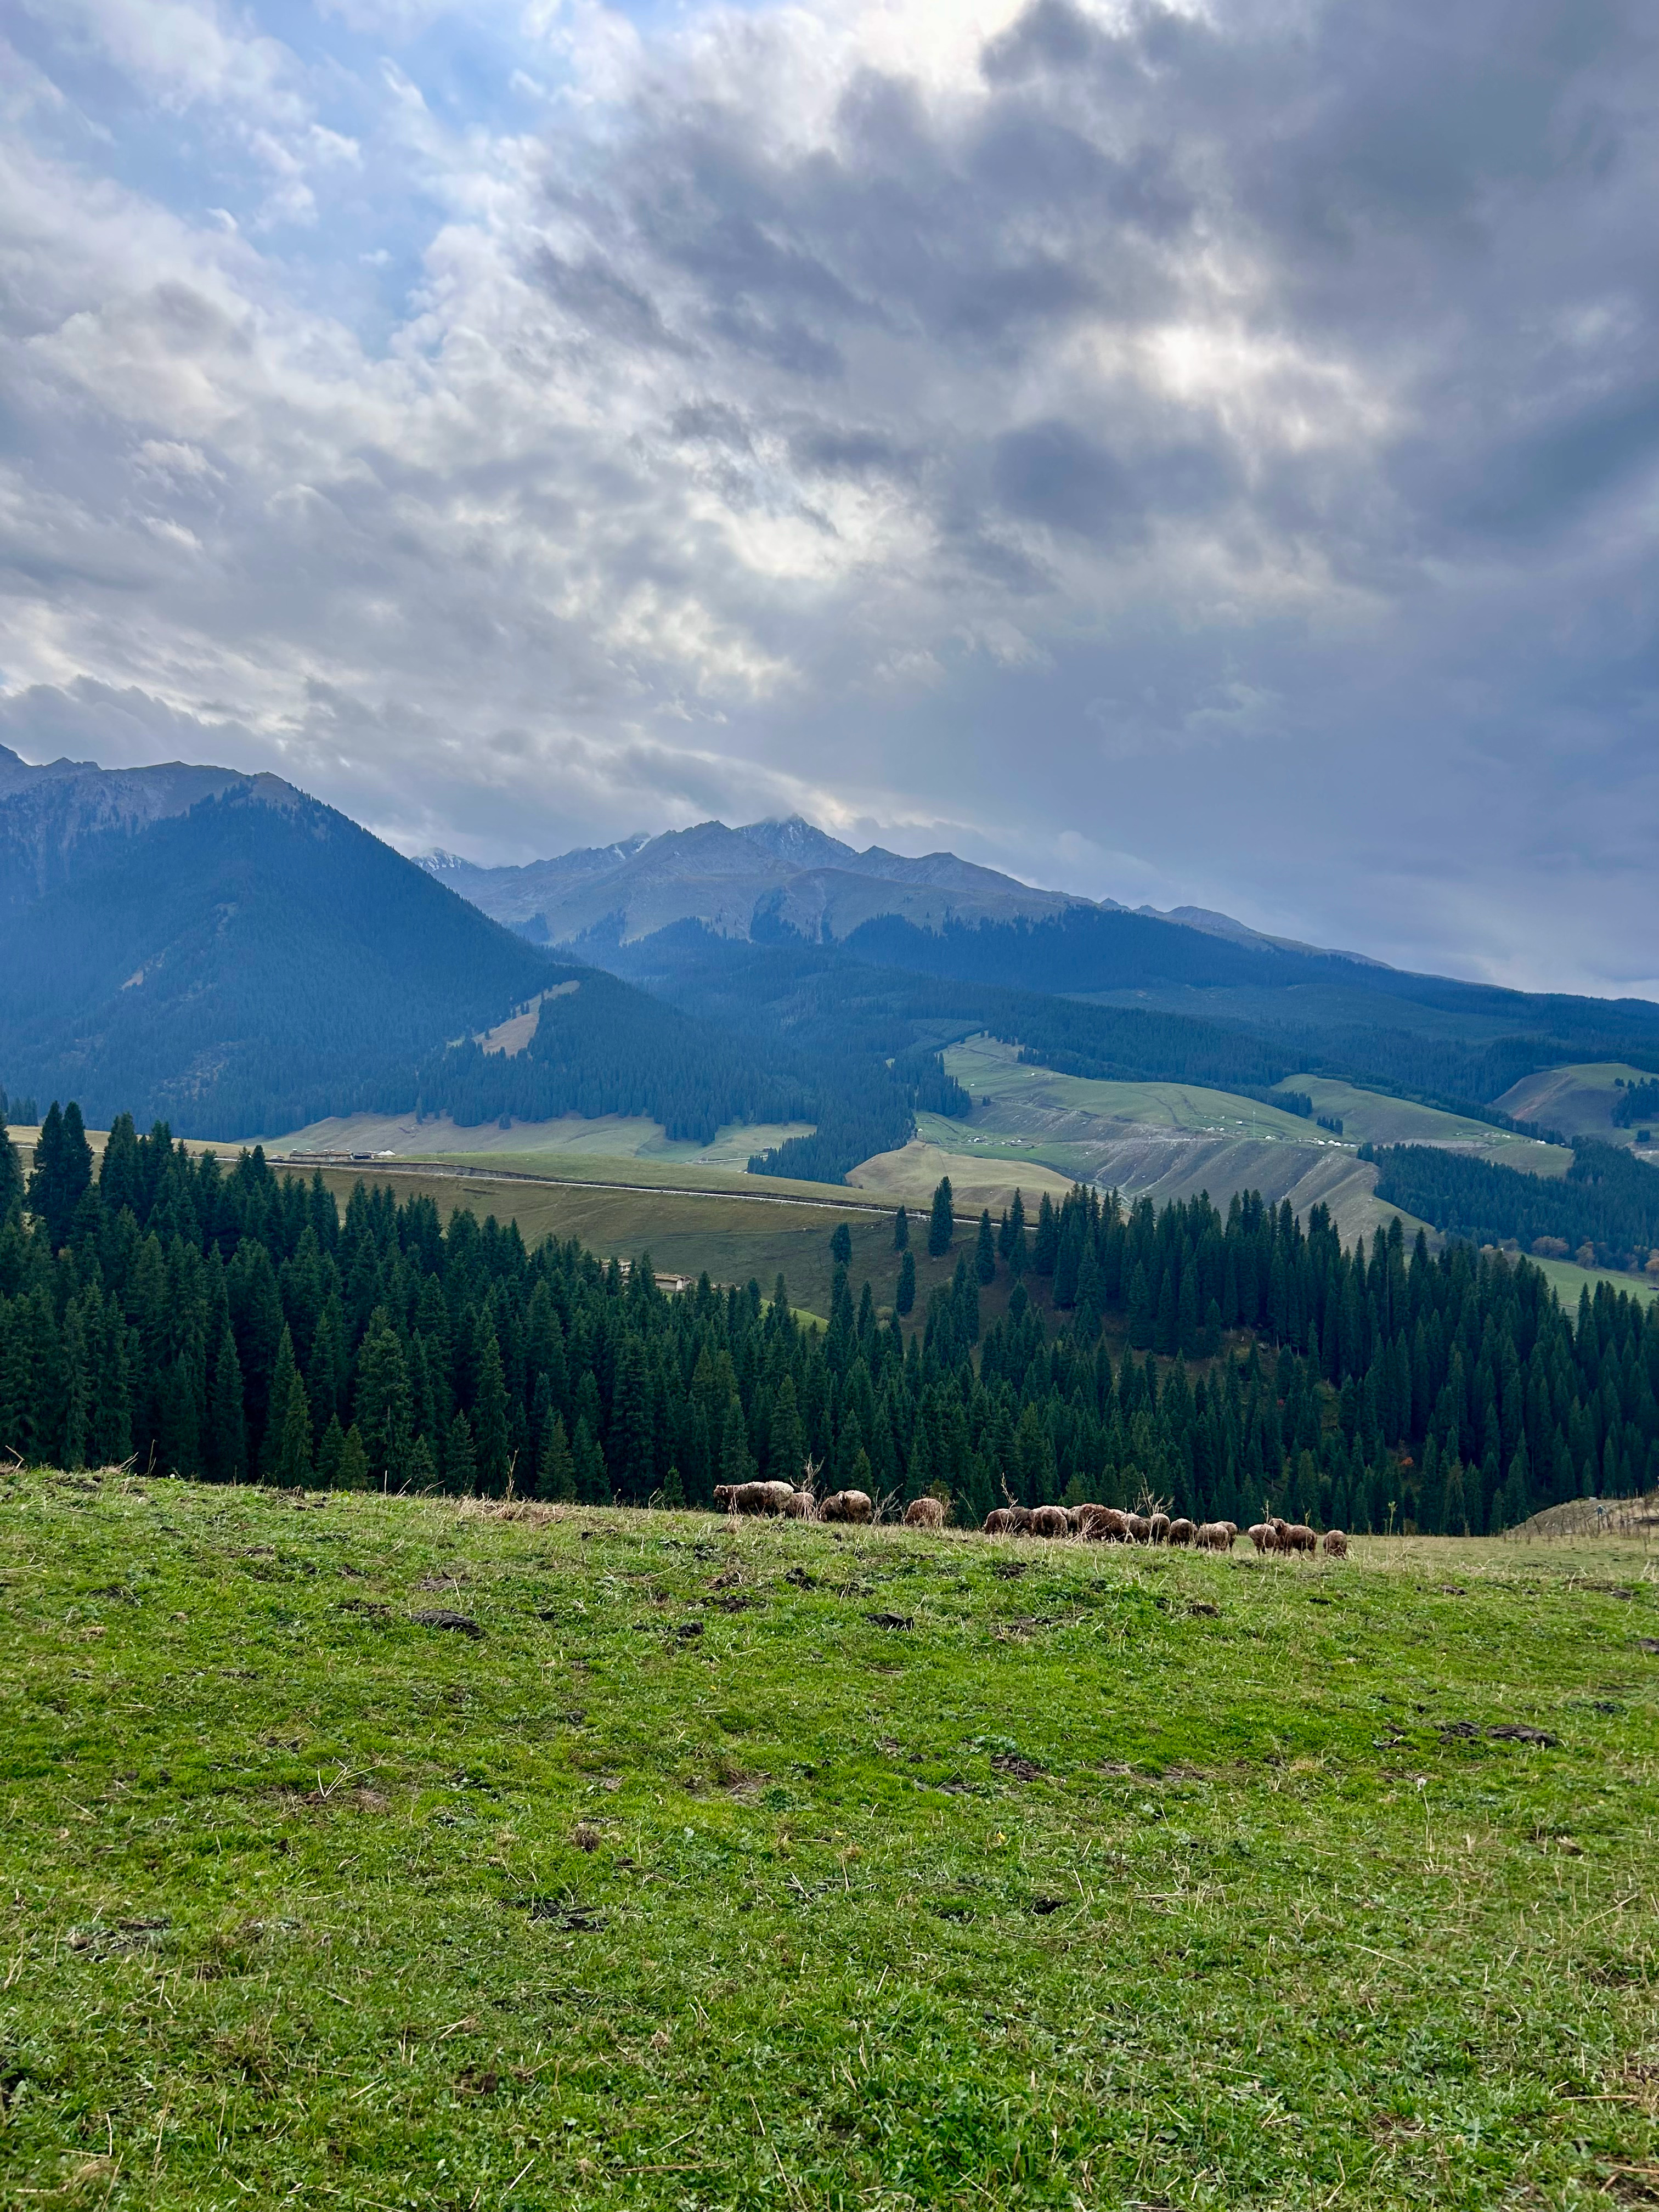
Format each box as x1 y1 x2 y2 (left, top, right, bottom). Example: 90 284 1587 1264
2 1474 1656 2209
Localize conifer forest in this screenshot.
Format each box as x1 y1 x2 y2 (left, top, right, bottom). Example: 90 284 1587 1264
3 1108 1654 1540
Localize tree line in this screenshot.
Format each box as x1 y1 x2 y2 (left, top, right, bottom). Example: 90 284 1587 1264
1363 1141 1659 1271
1 1107 1654 1543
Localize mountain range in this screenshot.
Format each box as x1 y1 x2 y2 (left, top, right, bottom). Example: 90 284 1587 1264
2 742 1657 1178
416 814 1369 960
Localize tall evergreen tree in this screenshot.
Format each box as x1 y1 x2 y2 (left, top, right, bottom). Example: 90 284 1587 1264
927 1176 954 1257
471 1320 512 1493
208 1323 247 1483
274 1370 313 1488
537 1409 577 1501
895 1248 916 1317
831 1221 853 1267
445 1409 478 1497
892 1205 909 1253
26 1102 93 1250
974 1209 997 1285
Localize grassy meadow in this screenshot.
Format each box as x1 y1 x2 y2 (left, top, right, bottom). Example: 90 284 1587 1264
2 1470 1655 2210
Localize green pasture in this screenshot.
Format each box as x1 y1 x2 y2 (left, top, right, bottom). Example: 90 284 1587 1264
943 1036 1327 1146
1495 1062 1657 1149
1281 1076 1570 1166
1 1472 1655 2209
255 1111 820 1175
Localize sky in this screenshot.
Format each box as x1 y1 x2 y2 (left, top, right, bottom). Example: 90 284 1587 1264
1 0 1654 998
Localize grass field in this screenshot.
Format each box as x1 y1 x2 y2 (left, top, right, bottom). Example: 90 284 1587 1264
252 1111 819 1174
1496 1063 1658 1153
2 1471 1655 2209
1280 1076 1572 1167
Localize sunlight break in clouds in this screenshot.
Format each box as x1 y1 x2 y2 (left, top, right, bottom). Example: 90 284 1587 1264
0 0 1654 994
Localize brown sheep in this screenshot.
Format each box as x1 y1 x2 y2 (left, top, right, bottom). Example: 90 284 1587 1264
1123 1512 1152 1543
1194 1520 1234 1551
1166 1517 1197 1547
1321 1527 1348 1557
1007 1505 1035 1533
904 1496 946 1530
1091 1506 1132 1542
714 1482 771 1516
1065 1503 1095 1533
1247 1521 1279 1553
1148 1511 1171 1544
820 1488 873 1523
1283 1522 1318 1554
781 1488 817 1519
1028 1504 1071 1538
982 1507 1017 1535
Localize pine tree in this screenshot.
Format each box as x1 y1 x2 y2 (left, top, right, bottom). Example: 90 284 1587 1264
445 1410 478 1496
537 1409 577 1501
27 1102 93 1250
769 1374 806 1487
261 1325 299 1478
893 1205 909 1253
720 1396 754 1487
831 1222 853 1267
275 1370 313 1488
573 1415 608 1504
471 1320 511 1494
315 1414 346 1488
927 1177 954 1257
337 1424 370 1491
354 1311 411 1484
208 1324 247 1483
895 1249 916 1317
1006 1189 1028 1278
974 1210 997 1286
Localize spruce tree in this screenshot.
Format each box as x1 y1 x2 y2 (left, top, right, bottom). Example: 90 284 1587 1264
261 1325 299 1479
445 1409 478 1497
353 1311 411 1484
315 1414 346 1488
537 1409 577 1501
27 1102 94 1251
275 1370 313 1488
208 1324 247 1483
408 1435 438 1491
769 1374 806 1487
471 1321 511 1494
337 1424 370 1491
895 1248 916 1317
831 1222 853 1267
573 1416 608 1503
892 1205 909 1253
974 1209 997 1285
927 1176 954 1257
720 1396 754 1487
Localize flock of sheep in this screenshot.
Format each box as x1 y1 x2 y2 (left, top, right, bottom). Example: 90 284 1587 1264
710 1481 1348 1558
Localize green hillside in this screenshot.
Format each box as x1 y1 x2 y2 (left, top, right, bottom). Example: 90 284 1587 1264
2 1474 1654 2208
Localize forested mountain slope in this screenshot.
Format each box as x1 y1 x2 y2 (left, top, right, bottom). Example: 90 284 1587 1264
0 783 793 1145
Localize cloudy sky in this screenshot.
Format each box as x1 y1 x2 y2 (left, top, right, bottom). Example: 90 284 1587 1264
1 0 1654 996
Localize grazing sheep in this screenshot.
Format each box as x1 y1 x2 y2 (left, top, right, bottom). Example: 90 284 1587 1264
1007 1505 1035 1533
1123 1513 1152 1543
983 1507 1017 1535
1065 1504 1095 1534
820 1488 873 1523
1283 1522 1318 1554
1166 1517 1197 1547
904 1496 946 1530
714 1482 776 1516
1247 1521 1279 1554
1148 1512 1171 1544
1321 1527 1348 1557
1194 1521 1234 1551
782 1488 817 1519
1091 1506 1132 1542
1028 1504 1071 1538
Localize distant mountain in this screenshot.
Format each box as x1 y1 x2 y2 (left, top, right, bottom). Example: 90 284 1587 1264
0 764 786 1144
419 815 1090 946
